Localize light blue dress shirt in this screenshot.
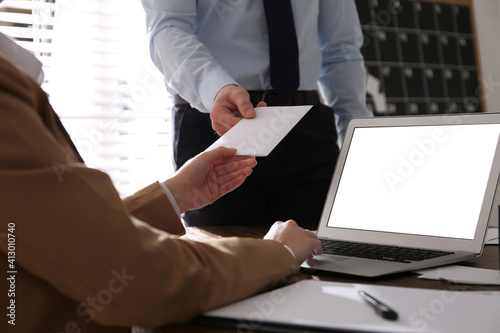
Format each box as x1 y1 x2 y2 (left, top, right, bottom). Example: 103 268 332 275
142 0 373 142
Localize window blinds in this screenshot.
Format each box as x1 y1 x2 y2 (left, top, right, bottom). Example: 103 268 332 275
0 0 173 196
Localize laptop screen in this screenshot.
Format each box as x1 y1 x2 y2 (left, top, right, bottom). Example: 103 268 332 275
326 123 500 240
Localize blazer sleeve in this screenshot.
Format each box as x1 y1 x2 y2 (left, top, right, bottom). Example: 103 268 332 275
0 56 300 327
122 182 186 236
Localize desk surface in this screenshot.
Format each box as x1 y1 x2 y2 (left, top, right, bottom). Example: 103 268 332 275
149 226 500 333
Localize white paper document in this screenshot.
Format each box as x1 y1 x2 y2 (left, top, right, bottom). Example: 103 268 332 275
417 265 500 285
203 280 500 332
206 105 311 156
485 228 499 245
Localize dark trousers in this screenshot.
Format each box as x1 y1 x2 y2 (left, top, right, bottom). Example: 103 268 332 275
172 103 339 229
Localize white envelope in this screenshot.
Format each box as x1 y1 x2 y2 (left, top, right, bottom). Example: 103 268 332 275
207 105 312 156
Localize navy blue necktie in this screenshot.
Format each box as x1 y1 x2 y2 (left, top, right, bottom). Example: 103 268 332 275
263 0 300 104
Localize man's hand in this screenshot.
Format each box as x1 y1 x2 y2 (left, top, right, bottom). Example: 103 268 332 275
164 147 257 214
264 220 323 264
211 85 265 136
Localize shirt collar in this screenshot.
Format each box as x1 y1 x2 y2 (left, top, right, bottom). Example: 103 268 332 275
0 32 44 85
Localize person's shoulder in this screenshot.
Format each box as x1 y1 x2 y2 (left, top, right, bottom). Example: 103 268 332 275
0 54 39 102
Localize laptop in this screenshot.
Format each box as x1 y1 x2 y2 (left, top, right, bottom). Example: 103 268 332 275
302 113 500 277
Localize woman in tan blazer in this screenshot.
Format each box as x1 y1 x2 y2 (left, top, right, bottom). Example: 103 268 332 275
0 35 321 332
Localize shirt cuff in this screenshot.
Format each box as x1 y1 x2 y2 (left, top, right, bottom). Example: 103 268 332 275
199 70 239 112
159 181 181 217
283 244 296 260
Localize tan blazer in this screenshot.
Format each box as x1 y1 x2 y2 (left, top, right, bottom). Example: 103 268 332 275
0 55 299 332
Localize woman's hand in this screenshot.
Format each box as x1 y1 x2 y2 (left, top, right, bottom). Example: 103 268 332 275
164 147 257 213
264 220 323 264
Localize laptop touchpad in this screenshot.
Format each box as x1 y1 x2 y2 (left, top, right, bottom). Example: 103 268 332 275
303 256 350 269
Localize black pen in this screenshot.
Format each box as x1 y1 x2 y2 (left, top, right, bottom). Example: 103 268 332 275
358 290 398 321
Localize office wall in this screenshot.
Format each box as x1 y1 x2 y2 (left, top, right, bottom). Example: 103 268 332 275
474 0 500 113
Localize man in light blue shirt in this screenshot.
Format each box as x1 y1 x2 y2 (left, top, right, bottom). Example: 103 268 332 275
142 0 372 228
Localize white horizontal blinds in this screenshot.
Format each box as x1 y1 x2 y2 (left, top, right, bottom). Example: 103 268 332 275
1 0 173 196
0 0 55 85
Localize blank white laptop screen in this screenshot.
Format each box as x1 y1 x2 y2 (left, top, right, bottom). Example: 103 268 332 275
327 124 500 240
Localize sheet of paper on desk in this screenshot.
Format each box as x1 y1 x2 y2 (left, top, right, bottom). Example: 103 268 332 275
485 228 499 245
206 105 312 156
202 280 500 332
417 265 500 285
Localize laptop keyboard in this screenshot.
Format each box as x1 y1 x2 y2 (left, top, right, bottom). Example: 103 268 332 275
320 239 454 263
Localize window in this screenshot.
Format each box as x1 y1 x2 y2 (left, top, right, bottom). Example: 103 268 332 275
0 0 174 196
